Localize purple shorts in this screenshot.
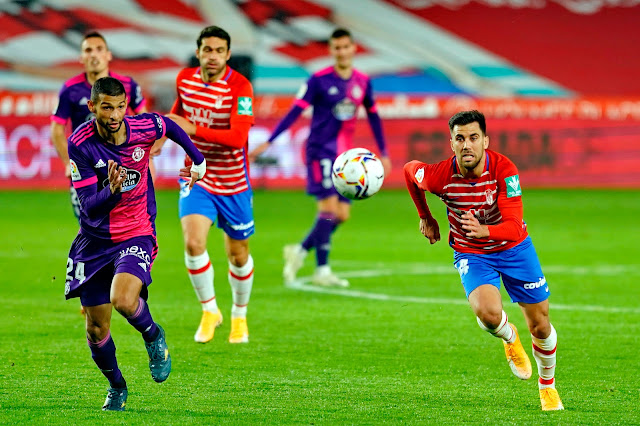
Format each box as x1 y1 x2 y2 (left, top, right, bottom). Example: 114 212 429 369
306 157 350 202
64 233 157 307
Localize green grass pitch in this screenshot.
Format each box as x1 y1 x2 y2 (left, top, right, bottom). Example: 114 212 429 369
0 188 638 424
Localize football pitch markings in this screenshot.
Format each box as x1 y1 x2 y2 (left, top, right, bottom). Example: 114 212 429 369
286 263 640 314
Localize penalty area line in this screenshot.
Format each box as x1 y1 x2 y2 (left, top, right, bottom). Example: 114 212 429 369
286 270 640 314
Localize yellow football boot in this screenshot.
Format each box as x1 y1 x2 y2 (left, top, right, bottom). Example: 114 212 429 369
229 317 249 344
194 309 222 343
540 387 564 411
502 324 532 380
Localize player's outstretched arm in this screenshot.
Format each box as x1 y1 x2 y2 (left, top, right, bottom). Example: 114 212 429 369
162 116 206 189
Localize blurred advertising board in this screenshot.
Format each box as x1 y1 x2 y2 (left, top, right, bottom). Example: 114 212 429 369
1 91 640 189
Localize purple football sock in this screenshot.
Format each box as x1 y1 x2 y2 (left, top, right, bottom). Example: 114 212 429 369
314 213 336 266
88 331 126 389
126 297 158 342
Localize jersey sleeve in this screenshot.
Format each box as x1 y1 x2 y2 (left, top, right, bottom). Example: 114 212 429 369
296 75 318 108
488 158 526 241
404 160 439 219
230 78 255 125
362 78 376 112
68 142 121 219
128 78 146 113
51 85 71 125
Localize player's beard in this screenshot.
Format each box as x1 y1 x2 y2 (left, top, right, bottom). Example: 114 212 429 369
97 118 123 133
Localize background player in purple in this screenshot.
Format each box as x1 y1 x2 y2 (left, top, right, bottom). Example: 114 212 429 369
250 28 391 287
51 31 157 223
404 110 563 411
65 77 206 411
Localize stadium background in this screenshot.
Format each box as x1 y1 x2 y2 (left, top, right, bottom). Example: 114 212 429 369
2 0 640 189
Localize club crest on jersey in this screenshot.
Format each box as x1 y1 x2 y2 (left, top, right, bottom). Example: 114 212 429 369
237 97 253 116
350 85 363 100
132 147 145 162
505 174 522 198
485 189 494 205
70 160 81 181
415 167 425 183
103 167 141 192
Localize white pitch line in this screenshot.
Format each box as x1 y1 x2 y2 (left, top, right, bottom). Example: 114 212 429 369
287 267 640 314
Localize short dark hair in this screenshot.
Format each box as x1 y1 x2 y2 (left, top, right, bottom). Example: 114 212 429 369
330 28 352 41
448 110 487 135
91 77 125 103
82 31 108 49
197 26 231 50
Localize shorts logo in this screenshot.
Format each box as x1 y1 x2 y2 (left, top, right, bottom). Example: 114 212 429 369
230 220 254 231
456 259 469 277
64 282 70 295
524 277 546 290
505 175 522 198
119 245 151 267
70 160 81 181
237 97 253 116
415 167 424 183
132 147 145 162
138 262 148 272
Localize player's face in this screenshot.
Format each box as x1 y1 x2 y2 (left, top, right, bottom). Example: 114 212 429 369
450 122 489 173
197 37 231 82
89 93 127 134
329 36 356 70
80 37 112 75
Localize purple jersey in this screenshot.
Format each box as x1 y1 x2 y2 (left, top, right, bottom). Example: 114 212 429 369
297 66 378 159
51 71 146 130
68 113 165 243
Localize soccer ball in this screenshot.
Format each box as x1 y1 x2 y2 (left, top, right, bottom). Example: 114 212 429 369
331 148 385 200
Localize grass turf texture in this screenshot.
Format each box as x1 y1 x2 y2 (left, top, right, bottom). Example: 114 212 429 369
0 189 638 424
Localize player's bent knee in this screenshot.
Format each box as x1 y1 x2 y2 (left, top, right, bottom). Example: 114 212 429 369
111 294 138 317
476 311 502 330
528 320 551 339
86 323 110 342
184 238 207 256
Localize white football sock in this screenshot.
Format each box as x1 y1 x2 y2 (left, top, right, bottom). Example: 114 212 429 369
532 324 558 388
477 311 515 343
229 255 254 319
185 251 217 312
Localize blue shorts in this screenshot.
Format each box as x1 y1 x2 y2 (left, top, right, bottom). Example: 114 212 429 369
453 236 550 304
65 234 156 307
179 181 255 240
307 157 351 202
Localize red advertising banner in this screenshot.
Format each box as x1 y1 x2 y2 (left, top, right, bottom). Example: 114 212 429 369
2 91 640 190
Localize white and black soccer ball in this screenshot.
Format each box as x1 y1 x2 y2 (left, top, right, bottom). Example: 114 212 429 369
331 148 385 200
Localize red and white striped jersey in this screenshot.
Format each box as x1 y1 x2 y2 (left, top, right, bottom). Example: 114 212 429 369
404 150 528 254
172 66 254 195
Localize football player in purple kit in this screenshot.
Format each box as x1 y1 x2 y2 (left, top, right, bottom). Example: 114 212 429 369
51 31 156 223
250 28 391 287
64 77 206 411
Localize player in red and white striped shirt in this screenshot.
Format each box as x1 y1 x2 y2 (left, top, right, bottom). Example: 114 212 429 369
404 110 563 411
166 26 255 345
